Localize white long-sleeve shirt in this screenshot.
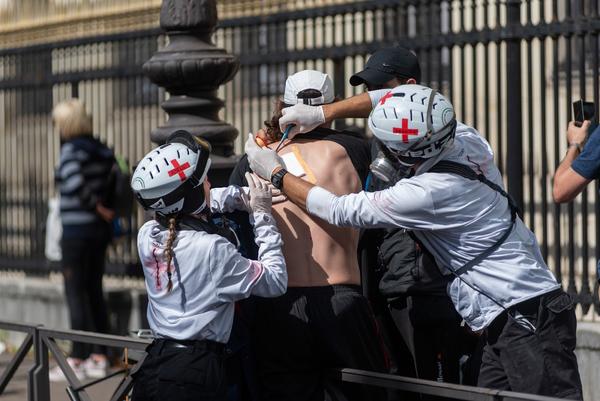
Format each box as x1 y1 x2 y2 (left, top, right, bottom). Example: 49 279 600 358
306 123 559 331
137 186 287 343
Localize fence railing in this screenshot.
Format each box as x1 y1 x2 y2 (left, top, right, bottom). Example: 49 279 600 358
0 320 150 401
1 0 600 316
0 320 566 401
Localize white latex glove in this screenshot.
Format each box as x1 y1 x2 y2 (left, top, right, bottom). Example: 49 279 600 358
245 172 272 214
244 181 286 206
239 187 251 212
264 181 287 204
271 186 287 204
245 134 285 181
279 104 325 138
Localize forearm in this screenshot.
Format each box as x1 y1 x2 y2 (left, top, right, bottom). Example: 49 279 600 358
279 168 400 229
554 147 579 180
322 92 372 122
553 147 588 203
279 170 315 210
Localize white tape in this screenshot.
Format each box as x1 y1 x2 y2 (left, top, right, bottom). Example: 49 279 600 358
281 152 306 177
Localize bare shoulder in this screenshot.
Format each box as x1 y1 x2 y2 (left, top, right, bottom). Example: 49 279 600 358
282 139 361 195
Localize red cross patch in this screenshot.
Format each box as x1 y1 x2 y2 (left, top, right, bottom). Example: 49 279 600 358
168 159 191 182
392 119 419 143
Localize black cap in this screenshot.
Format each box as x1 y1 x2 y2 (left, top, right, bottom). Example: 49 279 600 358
350 46 421 87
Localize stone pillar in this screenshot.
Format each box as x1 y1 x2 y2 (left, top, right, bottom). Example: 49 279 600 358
143 0 239 157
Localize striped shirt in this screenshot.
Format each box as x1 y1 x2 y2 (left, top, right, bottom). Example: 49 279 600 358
56 135 114 238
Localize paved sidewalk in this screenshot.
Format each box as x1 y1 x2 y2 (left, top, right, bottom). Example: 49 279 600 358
0 353 125 401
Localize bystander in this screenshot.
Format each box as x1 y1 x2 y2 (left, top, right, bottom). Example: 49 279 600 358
553 120 597 203
50 99 114 381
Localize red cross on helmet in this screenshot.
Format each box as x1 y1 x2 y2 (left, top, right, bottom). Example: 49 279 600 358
131 130 212 216
368 84 456 159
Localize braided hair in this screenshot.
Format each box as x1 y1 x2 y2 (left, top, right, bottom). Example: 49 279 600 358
164 216 178 293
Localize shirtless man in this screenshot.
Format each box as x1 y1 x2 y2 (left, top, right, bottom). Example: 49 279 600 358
229 70 386 401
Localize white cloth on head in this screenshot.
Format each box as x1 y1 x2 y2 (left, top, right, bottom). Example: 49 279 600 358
306 122 559 331
283 70 335 106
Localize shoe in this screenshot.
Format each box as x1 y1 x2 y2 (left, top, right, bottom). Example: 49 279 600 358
49 357 86 382
83 356 109 379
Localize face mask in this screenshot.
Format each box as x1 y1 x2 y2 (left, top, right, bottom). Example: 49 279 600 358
369 140 415 184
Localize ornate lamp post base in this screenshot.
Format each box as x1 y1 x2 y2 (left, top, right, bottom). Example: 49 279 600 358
143 0 240 158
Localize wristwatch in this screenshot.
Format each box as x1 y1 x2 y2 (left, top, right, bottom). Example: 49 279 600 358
271 168 288 190
568 142 583 153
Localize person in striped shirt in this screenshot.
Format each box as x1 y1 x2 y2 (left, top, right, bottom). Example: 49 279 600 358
50 99 114 381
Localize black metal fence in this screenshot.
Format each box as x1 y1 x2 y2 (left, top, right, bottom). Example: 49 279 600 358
0 320 565 401
1 0 600 315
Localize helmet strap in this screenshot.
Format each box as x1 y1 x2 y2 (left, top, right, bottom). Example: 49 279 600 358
400 89 457 158
425 88 437 138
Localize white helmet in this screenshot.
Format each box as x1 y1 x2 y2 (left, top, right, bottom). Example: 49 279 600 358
368 84 456 160
131 130 212 216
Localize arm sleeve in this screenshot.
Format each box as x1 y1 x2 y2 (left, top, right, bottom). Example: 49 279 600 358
572 125 600 179
306 180 437 230
210 212 287 302
210 186 249 213
368 89 392 108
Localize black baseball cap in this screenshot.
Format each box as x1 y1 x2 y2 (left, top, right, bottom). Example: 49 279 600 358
350 46 421 86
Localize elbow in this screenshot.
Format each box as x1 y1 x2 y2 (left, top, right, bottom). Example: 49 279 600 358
552 191 567 204
552 182 572 204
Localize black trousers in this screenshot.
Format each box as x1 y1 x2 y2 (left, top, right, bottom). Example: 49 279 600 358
387 295 481 386
131 339 226 401
61 233 110 359
478 289 583 400
253 285 388 401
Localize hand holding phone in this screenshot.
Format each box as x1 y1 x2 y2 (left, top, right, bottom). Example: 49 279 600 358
572 99 595 127
567 120 590 147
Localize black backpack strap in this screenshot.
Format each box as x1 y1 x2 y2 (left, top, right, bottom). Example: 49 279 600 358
156 214 240 248
428 160 520 276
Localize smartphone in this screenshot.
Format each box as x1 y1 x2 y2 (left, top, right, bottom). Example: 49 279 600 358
573 99 595 123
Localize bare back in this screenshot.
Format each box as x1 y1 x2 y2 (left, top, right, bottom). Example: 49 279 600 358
268 138 362 287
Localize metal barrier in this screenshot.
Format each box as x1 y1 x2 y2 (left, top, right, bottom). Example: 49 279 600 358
329 369 565 401
0 320 150 401
0 320 566 401
0 321 38 397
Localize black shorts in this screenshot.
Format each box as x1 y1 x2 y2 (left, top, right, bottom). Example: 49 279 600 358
253 285 387 401
478 289 583 400
131 339 226 401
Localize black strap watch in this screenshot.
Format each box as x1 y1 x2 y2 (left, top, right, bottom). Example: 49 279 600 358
271 168 288 190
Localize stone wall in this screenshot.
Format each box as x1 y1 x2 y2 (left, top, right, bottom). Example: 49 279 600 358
1 275 600 399
0 273 147 348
